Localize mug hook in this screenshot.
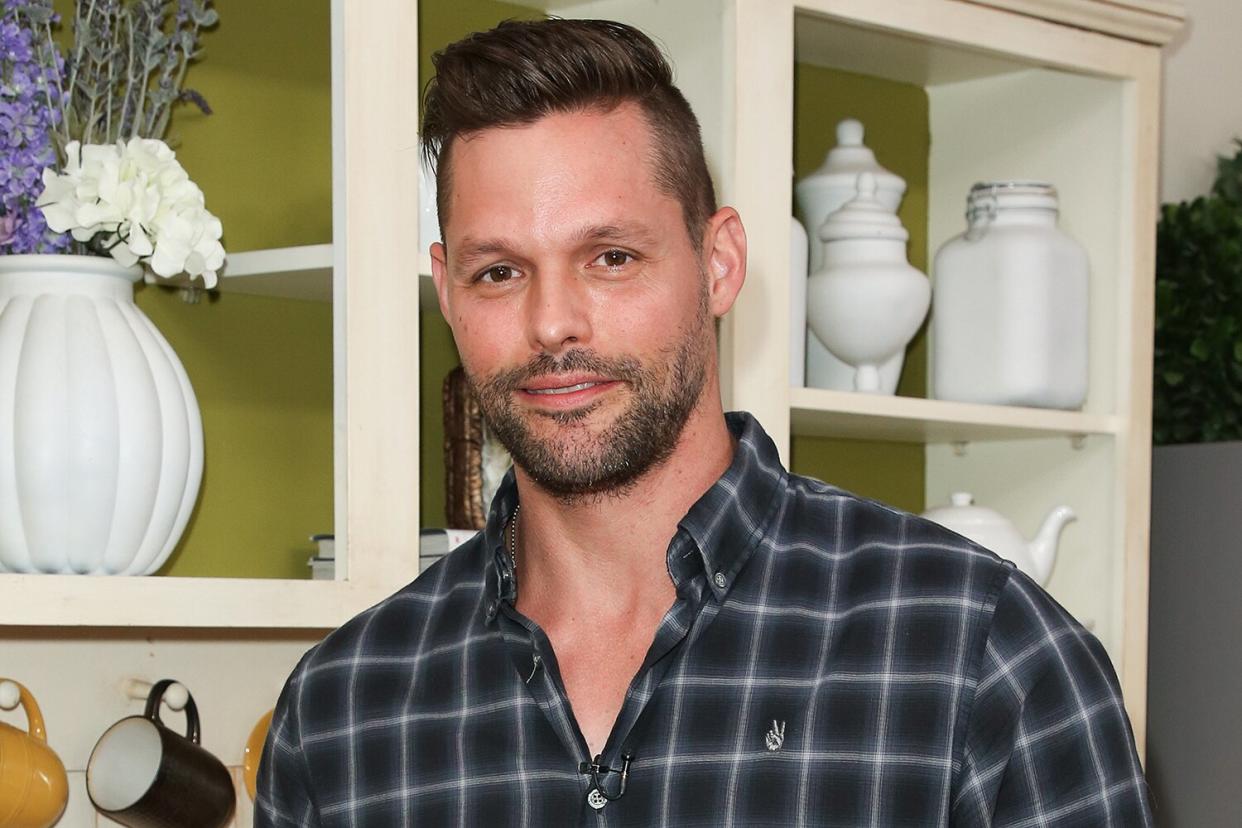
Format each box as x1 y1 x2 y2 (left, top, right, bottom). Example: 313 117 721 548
0 678 48 742
143 678 202 745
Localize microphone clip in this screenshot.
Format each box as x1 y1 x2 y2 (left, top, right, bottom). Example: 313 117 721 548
580 750 635 802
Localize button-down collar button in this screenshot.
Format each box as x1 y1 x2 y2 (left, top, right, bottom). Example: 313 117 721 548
485 600 498 622
586 788 607 810
714 571 727 589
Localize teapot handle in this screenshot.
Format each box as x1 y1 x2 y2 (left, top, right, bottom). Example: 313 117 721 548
143 678 202 745
0 678 49 743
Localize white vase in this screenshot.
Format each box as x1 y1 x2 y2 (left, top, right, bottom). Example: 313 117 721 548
806 173 930 393
795 118 906 391
794 118 906 277
0 255 204 575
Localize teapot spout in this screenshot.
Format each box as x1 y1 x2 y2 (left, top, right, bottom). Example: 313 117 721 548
1028 506 1077 585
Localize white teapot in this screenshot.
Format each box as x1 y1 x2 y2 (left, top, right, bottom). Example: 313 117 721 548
921 493 1075 585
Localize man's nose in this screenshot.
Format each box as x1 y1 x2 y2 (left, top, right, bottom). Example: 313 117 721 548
525 267 592 354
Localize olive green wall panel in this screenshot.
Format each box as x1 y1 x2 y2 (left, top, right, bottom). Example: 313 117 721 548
791 65 929 514
173 0 333 253
150 1 334 577
140 288 334 579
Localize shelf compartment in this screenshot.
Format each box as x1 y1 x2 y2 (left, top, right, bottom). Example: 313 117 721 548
790 386 1121 443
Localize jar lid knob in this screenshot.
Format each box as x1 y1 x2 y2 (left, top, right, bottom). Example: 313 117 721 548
858 171 877 197
836 118 864 147
818 172 909 243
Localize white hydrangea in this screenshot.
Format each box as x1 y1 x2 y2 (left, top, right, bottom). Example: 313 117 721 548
38 138 226 288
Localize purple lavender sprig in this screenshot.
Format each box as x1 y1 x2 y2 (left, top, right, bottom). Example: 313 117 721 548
0 0 69 253
63 0 217 150
2 0 218 257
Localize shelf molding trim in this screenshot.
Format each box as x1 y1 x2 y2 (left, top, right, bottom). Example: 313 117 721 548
963 0 1185 45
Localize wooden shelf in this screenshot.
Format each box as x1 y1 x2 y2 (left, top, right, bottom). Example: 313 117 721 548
155 244 438 306
218 244 333 301
0 533 461 628
0 573 392 629
790 386 1121 443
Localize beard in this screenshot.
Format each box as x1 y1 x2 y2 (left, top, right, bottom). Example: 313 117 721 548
466 316 712 502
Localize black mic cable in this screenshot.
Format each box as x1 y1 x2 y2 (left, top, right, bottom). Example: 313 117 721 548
580 750 635 801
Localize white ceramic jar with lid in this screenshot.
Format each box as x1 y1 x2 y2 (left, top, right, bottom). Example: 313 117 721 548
795 118 906 273
806 173 930 394
932 181 1089 409
789 215 808 387
795 119 907 392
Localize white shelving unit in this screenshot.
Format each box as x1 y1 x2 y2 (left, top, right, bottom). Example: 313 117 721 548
0 0 424 631
717 0 1180 757
0 0 1180 759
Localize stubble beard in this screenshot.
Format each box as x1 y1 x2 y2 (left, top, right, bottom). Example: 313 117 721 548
467 309 713 505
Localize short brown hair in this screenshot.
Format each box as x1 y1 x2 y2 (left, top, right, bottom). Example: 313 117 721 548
421 18 716 252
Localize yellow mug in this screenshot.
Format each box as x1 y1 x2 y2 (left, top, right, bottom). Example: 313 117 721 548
242 709 274 801
0 680 69 828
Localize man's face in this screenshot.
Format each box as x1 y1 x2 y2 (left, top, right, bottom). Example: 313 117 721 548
431 103 720 499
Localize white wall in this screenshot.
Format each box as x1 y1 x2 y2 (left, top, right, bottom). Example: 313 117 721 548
1160 0 1242 202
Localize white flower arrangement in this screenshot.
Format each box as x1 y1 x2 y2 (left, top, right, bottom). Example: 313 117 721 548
38 138 225 287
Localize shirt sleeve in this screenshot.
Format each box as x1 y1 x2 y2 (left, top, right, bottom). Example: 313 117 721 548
255 659 323 828
951 569 1153 826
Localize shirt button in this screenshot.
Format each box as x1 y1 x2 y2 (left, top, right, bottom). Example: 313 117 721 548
485 600 498 621
587 788 607 810
714 572 727 589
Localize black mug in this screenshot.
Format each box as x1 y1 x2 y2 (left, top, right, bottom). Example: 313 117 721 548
86 679 235 828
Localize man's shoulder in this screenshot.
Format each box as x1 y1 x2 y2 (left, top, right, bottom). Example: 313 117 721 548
291 534 491 684
981 562 1117 697
770 473 1116 701
773 471 1015 602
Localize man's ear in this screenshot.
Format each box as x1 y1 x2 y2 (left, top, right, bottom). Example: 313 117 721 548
430 241 451 320
702 207 747 319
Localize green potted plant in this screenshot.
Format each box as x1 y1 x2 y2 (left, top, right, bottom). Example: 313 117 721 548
1147 142 1242 824
1153 144 1242 445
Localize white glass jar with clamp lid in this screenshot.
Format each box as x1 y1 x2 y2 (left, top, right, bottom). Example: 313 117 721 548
932 181 1089 409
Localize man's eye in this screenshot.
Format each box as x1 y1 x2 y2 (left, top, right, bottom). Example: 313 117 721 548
478 264 517 283
595 249 634 268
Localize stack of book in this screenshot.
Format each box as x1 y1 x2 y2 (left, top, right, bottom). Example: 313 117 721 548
419 529 479 573
305 530 477 580
307 534 335 580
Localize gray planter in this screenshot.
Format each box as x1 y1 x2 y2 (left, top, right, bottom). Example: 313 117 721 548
1147 442 1242 826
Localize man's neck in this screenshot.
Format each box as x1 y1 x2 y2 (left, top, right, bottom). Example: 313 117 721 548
511 401 735 626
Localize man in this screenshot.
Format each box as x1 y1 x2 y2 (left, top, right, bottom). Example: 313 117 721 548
258 18 1151 826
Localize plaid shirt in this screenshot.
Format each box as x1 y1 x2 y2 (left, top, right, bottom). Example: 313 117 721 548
257 412 1150 826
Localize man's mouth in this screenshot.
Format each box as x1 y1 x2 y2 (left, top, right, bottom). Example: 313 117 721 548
525 381 603 396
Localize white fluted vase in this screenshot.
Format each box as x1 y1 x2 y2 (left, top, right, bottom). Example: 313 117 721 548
0 255 203 575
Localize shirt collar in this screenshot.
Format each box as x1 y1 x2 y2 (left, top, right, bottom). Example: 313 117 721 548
676 411 787 600
480 411 788 617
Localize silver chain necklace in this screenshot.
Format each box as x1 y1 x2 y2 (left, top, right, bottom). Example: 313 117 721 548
507 504 520 572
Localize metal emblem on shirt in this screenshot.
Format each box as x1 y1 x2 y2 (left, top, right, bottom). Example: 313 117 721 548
765 719 786 751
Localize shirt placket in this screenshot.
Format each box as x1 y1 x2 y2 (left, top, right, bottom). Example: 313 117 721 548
493 531 709 823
